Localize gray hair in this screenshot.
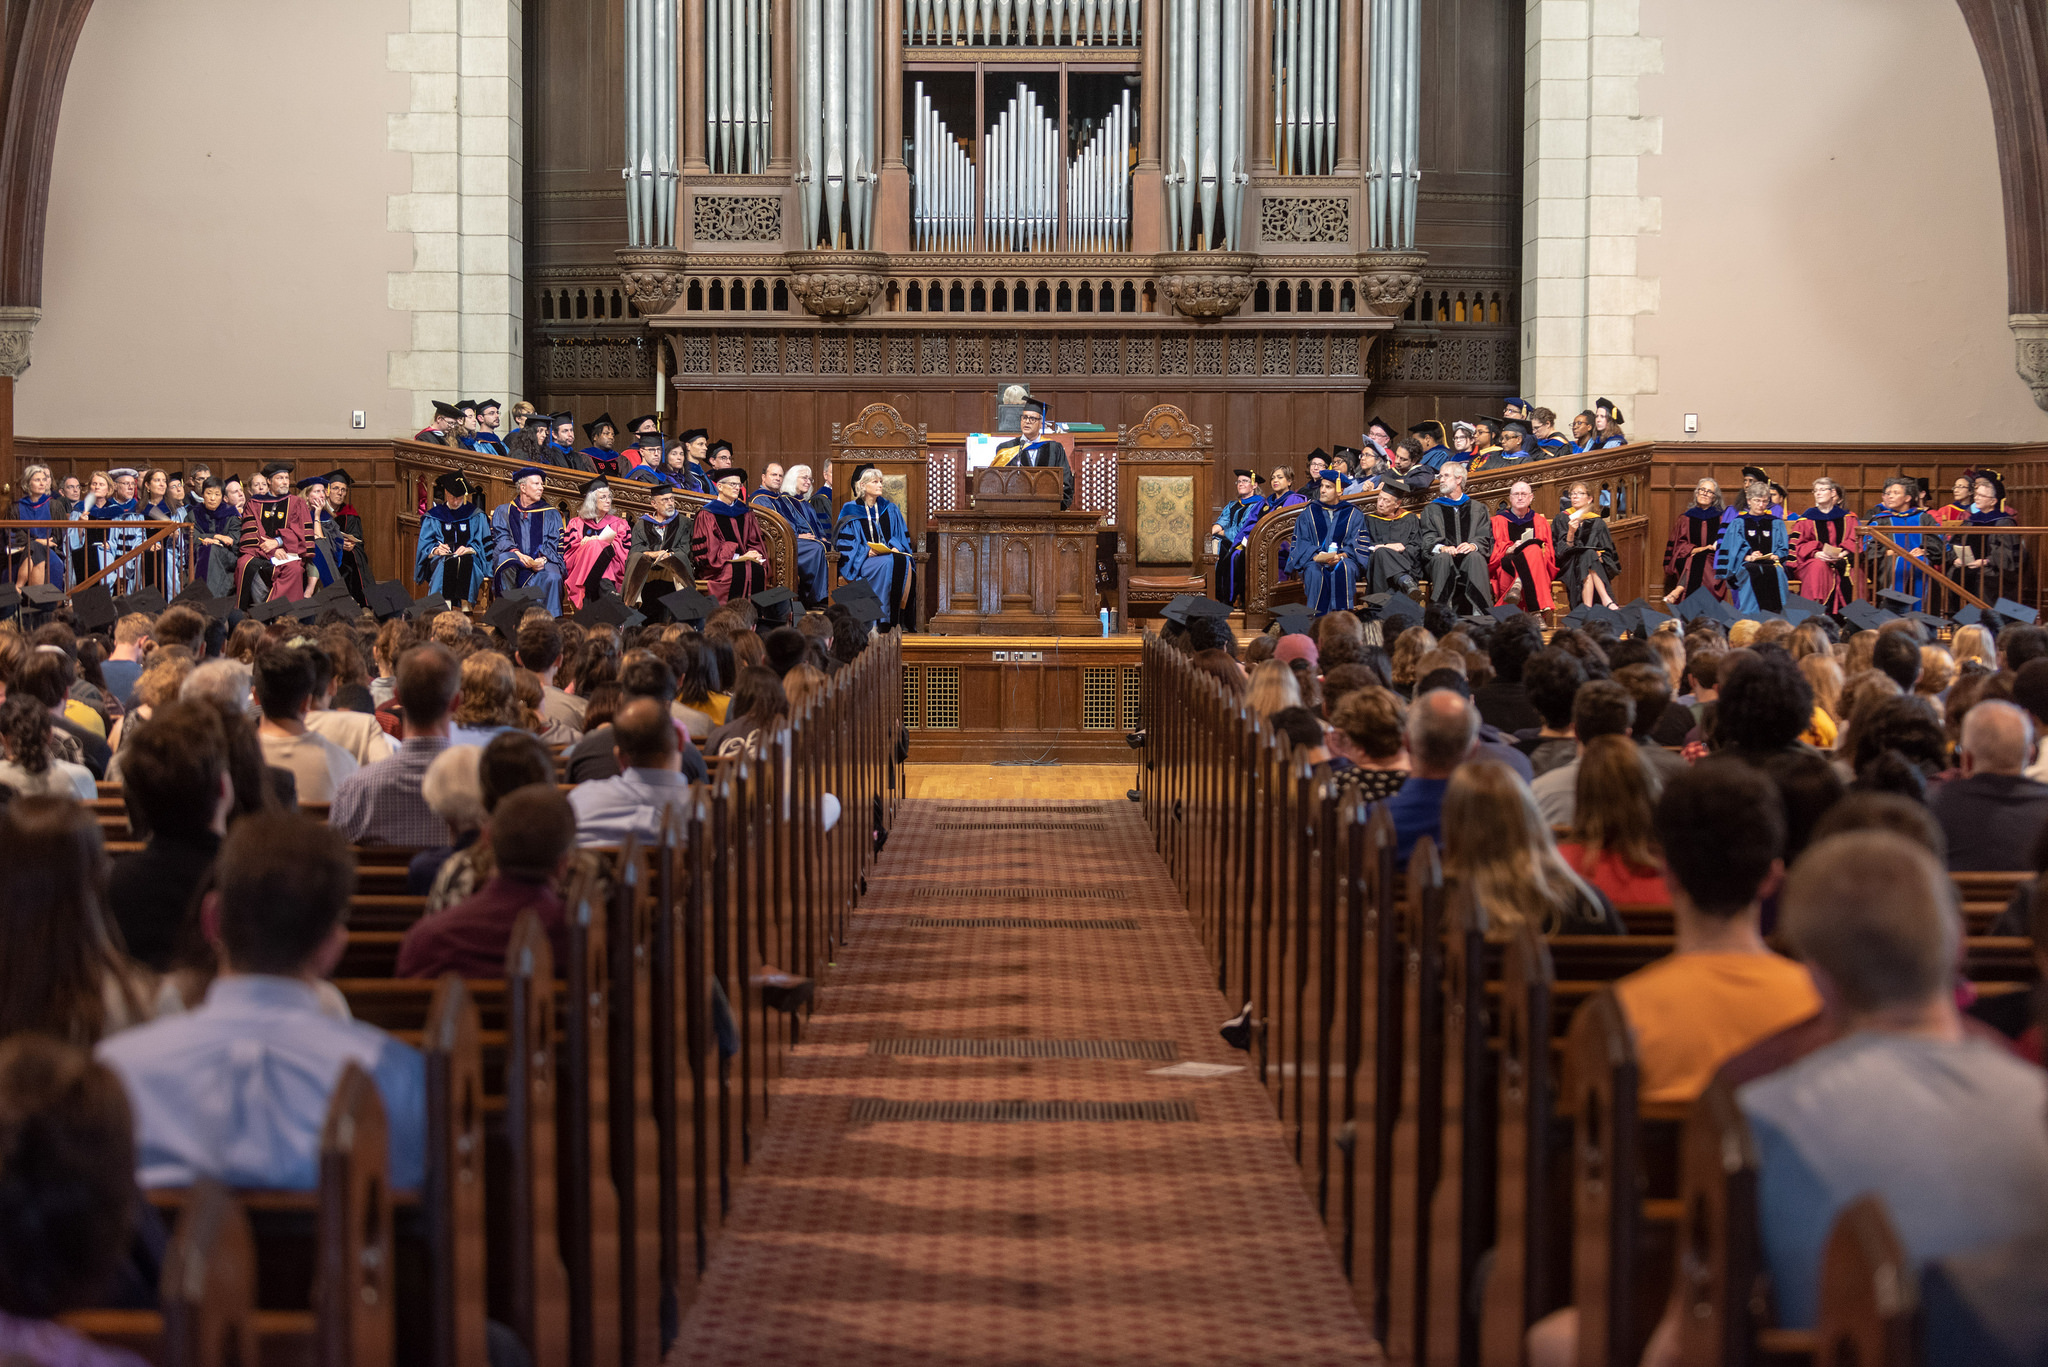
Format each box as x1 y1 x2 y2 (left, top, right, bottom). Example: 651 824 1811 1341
577 486 611 521
421 744 486 831
786 464 812 487
1744 480 1772 506
1438 461 1468 485
1962 699 2033 775
857 467 886 494
1812 476 1842 497
181 660 253 715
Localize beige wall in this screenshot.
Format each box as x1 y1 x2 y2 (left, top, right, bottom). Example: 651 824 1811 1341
1633 0 2042 443
19 0 416 439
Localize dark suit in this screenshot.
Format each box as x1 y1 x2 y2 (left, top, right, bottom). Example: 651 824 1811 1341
1928 772 2048 872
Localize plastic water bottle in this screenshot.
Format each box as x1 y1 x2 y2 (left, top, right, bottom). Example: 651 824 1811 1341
1100 607 1112 637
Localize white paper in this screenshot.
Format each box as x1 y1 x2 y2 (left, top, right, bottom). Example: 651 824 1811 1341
1146 1061 1245 1079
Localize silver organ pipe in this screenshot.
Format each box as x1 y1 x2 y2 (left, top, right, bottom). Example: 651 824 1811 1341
1272 0 1337 175
1363 0 1417 244
1161 0 1242 247
1062 91 1131 252
912 84 979 251
908 0 1135 44
623 0 677 245
793 0 877 246
982 83 1059 251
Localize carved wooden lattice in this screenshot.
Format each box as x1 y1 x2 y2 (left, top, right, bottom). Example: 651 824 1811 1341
691 194 783 242
1259 196 1350 244
544 338 651 382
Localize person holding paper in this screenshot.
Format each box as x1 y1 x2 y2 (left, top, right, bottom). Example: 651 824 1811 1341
836 465 915 630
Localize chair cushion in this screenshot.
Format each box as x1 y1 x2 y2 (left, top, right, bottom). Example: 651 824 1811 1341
1135 475 1196 566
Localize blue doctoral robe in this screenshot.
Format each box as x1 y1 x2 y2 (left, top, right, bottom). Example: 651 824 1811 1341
490 498 565 615
835 497 915 629
89 497 146 593
1285 500 1370 615
10 494 65 589
416 502 491 602
1213 493 1270 606
461 433 509 457
1262 492 1309 582
303 507 345 590
1412 445 1452 480
1534 435 1573 456
1716 512 1791 613
191 501 240 597
1862 508 1942 611
752 488 831 604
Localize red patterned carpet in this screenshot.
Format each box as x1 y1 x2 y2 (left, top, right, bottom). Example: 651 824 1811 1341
673 798 1381 1366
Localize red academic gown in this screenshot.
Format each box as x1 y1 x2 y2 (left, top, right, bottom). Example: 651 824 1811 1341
1790 508 1862 611
691 498 770 603
1488 508 1558 609
1663 507 1728 600
235 495 314 601
562 514 632 609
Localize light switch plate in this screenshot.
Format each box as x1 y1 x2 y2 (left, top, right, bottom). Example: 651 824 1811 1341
1683 413 1698 434
352 410 366 430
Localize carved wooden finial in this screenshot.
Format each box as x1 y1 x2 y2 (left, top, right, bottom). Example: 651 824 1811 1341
832 402 926 449
1117 404 1209 450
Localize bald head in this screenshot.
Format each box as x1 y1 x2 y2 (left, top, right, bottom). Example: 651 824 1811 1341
1782 832 1959 1016
612 696 679 771
1961 699 2033 776
1406 688 1479 776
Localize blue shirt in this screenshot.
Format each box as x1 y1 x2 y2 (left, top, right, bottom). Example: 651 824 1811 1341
330 736 452 847
101 658 142 710
1376 775 1449 864
567 766 692 846
98 975 427 1192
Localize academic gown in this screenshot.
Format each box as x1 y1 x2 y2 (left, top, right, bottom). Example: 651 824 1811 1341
490 498 566 616
543 441 598 474
752 488 831 604
1284 500 1370 615
190 501 241 598
563 514 632 609
9 494 65 587
330 504 369 603
298 504 347 595
1412 445 1452 481
992 436 1074 509
1488 507 1558 609
415 502 491 604
836 497 915 630
461 432 509 457
1930 501 1972 529
1790 506 1862 612
89 498 147 595
1663 506 1727 601
141 500 189 595
233 496 294 604
1263 492 1310 582
1716 512 1790 613
623 512 693 609
1419 494 1494 613
579 447 622 477
1861 508 1942 611
1553 509 1619 604
1213 492 1271 606
693 498 770 603
1534 435 1573 457
1950 510 2022 605
1363 508 1423 594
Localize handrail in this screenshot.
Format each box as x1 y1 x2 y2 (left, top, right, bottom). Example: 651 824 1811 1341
1860 526 1991 612
0 519 190 597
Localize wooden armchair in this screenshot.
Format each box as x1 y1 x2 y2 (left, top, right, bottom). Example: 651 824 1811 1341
830 403 931 629
1114 405 1217 625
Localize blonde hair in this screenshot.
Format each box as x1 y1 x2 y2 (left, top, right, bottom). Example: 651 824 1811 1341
453 651 520 727
1244 660 1303 719
1950 625 1994 669
1801 653 1845 721
783 663 828 711
1727 619 1761 649
1915 646 1955 701
1568 735 1663 875
1442 762 1601 937
1390 626 1437 688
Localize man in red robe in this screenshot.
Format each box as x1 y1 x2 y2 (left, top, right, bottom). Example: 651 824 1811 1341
234 461 315 605
691 468 769 602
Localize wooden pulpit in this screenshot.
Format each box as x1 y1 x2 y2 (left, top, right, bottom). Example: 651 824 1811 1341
926 466 1105 635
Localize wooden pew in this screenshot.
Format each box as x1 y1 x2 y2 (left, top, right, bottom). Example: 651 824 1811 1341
160 1180 261 1367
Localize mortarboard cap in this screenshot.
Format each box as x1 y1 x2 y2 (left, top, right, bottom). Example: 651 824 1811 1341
1408 421 1446 443
174 581 211 605
23 583 67 610
573 593 631 628
365 581 412 622
523 411 551 429
657 587 718 625
246 597 293 624
1739 465 1770 485
1501 420 1533 438
324 468 353 488
1699 599 1738 627
1489 604 1528 624
431 471 474 502
751 586 796 610
295 473 328 491
1271 606 1315 637
830 581 885 624
406 592 450 620
626 413 658 431
475 398 502 413
1909 610 1952 631
1782 592 1827 617
1306 447 1331 466
578 476 610 498
1364 415 1394 435
431 400 462 421
1875 587 1920 610
1381 593 1426 626
713 467 749 485
1674 586 1718 622
635 430 667 448
113 588 169 620
1181 597 1232 621
1316 469 1344 483
678 428 708 444
1780 606 1816 627
1505 397 1532 411
510 467 544 484
197 595 242 624
71 584 118 632
259 461 293 479
548 411 574 428
1840 601 1887 632
1954 605 1986 628
1996 597 2041 625
483 589 540 639
1232 468 1256 480
582 413 617 441
1161 593 1198 625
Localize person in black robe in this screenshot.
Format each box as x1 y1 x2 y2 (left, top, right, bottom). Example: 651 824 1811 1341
1418 462 1493 614
320 468 369 604
1948 471 2022 606
1554 480 1621 607
990 399 1073 509
1363 486 1422 594
622 484 695 611
543 412 598 472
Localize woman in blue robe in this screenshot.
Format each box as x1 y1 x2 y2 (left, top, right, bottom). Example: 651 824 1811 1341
10 463 64 589
1262 465 1310 583
1284 472 1369 615
1716 480 1791 613
416 472 492 606
835 466 915 631
1860 476 1942 612
761 464 833 605
90 469 146 595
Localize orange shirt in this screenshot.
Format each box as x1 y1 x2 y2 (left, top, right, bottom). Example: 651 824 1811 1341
1557 842 1669 906
1612 951 1822 1104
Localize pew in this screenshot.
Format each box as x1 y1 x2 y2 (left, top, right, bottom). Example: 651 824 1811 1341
160 1180 260 1367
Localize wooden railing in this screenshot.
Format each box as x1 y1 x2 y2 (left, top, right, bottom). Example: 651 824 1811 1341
1241 442 1656 628
0 518 191 598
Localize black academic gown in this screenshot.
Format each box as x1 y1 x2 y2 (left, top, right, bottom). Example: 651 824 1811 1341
622 511 694 608
994 437 1073 509
1363 509 1423 593
1419 495 1494 613
544 441 598 473
332 507 369 603
1553 510 1620 604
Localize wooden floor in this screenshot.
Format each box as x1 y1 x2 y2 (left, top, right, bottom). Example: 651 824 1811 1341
903 764 1138 801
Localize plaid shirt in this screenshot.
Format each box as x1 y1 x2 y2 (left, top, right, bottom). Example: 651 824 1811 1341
329 736 451 847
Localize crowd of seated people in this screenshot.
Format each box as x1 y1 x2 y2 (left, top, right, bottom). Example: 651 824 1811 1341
1165 593 2048 1363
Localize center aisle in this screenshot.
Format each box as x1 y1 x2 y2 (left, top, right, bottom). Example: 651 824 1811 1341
675 798 1381 1365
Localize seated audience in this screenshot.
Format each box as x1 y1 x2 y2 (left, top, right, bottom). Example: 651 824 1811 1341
427 730 612 916
1870 629 1923 690
0 797 164 1045
1518 647 1586 776
1927 699 2048 871
98 813 427 1190
1379 689 1477 863
304 640 397 766
0 1034 150 1367
707 665 790 757
1556 736 1668 905
1244 660 1303 719
1269 707 1332 766
518 617 586 737
399 784 576 977
1473 616 1544 733
107 701 234 972
410 744 486 894
567 697 693 846
1441 760 1621 936
14 649 109 777
330 642 461 846
106 652 192 757
253 646 358 804
1326 688 1409 802
100 613 151 709
1738 833 2048 1329
449 650 521 748
0 694 95 798
568 653 709 784
1530 680 1635 826
782 663 828 712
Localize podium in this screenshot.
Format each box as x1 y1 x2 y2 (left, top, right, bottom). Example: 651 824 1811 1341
927 466 1105 635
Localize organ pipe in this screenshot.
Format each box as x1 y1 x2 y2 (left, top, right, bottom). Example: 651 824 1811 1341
795 0 877 246
1366 0 1417 244
1273 0 1336 175
623 0 677 246
1063 90 1131 251
1161 0 1244 248
906 0 1138 43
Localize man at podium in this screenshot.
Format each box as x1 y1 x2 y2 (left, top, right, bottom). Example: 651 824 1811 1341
990 399 1073 510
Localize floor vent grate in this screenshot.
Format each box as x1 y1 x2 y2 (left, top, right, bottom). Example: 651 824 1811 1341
908 887 1126 902
957 804 1107 814
898 916 1141 931
848 1099 1197 1123
936 822 1105 832
869 1038 1177 1060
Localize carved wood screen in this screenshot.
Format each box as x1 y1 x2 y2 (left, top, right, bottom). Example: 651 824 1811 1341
1114 404 1217 621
